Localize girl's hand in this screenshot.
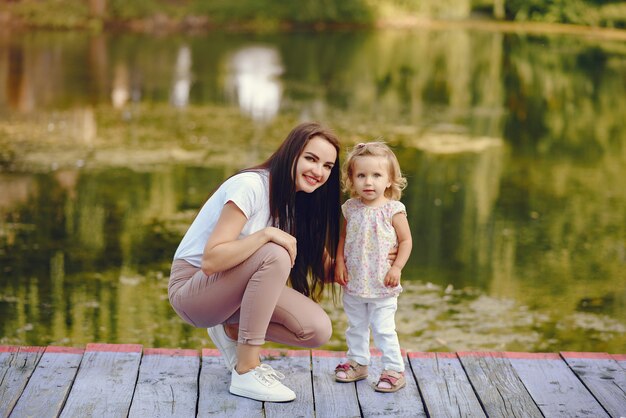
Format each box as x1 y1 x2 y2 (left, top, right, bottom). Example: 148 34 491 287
384 266 401 287
334 259 349 286
387 246 398 263
264 227 297 267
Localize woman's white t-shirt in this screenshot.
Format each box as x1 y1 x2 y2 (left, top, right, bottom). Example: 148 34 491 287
173 170 271 267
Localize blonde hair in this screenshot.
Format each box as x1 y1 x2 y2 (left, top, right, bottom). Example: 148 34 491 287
342 141 407 200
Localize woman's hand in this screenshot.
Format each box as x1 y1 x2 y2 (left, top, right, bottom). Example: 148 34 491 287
334 259 349 286
387 246 398 263
202 202 297 274
264 227 297 267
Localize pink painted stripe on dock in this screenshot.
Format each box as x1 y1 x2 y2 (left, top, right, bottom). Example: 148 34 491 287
457 351 508 358
408 352 436 359
369 348 407 357
612 354 626 361
457 351 560 360
0 346 43 353
503 352 561 360
144 348 198 357
560 351 612 359
312 350 346 358
45 346 84 355
86 343 142 353
408 352 458 359
260 349 310 357
201 348 221 357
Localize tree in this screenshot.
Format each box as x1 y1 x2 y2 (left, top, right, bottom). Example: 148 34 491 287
88 0 106 18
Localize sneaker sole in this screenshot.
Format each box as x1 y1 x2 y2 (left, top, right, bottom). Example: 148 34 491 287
229 386 296 402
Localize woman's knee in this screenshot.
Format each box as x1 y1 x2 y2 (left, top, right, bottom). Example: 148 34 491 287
301 313 332 348
256 242 292 275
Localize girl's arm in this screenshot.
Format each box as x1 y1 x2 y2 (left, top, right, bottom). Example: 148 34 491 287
384 212 412 287
334 220 349 286
201 201 297 275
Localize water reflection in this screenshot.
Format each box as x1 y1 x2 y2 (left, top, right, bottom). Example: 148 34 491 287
0 29 624 353
409 134 505 280
226 46 283 122
171 45 192 108
112 63 130 109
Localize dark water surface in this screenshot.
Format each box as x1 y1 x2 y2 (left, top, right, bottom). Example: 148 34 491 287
0 28 624 353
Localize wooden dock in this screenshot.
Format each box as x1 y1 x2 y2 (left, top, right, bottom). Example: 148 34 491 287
1 344 625 417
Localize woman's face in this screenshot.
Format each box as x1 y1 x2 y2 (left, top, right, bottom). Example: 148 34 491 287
294 136 337 193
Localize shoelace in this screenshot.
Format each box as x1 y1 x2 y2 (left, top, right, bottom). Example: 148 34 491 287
253 364 285 386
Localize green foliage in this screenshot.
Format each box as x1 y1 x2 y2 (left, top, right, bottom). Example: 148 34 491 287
506 0 626 27
107 0 160 20
10 0 91 30
106 0 190 20
189 0 375 25
598 3 626 28
5 0 626 29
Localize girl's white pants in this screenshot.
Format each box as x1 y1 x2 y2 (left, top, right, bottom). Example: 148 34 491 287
342 292 405 372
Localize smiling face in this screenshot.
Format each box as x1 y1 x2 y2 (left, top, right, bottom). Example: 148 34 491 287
351 155 392 206
294 136 338 193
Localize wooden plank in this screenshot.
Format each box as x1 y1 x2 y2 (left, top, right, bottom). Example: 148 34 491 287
198 348 263 417
613 354 626 371
262 349 313 418
0 345 45 417
408 352 485 417
311 350 360 418
0 345 22 418
507 352 609 417
59 343 142 417
458 352 542 418
9 347 83 418
561 352 626 418
128 348 200 418
356 350 427 418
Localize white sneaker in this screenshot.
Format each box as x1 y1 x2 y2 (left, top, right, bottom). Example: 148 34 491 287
207 325 237 370
229 364 296 402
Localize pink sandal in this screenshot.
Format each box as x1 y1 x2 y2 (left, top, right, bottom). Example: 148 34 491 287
375 370 406 393
334 360 368 383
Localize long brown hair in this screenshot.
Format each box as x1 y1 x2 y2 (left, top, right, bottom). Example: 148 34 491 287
251 122 341 300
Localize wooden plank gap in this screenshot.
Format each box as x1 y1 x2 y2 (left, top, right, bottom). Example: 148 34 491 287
510 355 609 417
357 351 426 417
561 352 626 417
459 351 543 417
0 346 45 417
311 350 360 418
9 346 83 418
128 347 200 417
59 344 143 417
263 350 313 417
409 351 485 417
198 349 262 416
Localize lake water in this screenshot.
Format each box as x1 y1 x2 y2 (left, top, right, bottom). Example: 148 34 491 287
0 28 624 353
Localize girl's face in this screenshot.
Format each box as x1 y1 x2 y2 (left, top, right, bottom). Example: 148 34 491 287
351 155 391 206
294 136 337 193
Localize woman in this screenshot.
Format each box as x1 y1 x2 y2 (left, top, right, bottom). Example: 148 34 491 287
168 122 341 402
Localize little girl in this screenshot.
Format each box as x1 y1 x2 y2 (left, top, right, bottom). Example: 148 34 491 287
334 141 412 393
